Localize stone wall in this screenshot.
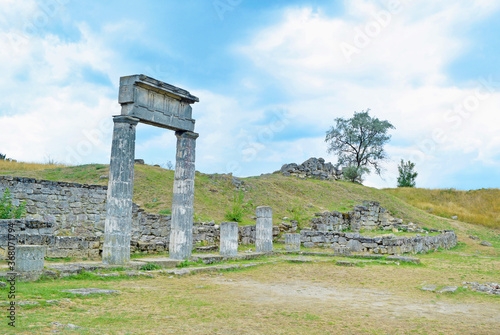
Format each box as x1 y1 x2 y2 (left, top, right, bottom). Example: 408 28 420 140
0 176 170 240
300 230 457 254
0 176 108 237
1 175 455 258
0 219 100 259
131 220 280 253
279 157 342 180
311 201 419 232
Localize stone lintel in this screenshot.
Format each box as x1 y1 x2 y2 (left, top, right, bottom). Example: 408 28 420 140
118 74 198 132
119 74 199 104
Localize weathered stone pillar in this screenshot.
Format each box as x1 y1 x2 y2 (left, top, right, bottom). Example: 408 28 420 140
255 206 273 252
169 131 199 260
285 233 301 252
15 245 45 281
103 116 139 265
220 222 238 256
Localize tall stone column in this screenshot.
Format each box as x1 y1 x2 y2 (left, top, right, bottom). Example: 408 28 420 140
169 131 199 260
103 116 139 265
256 206 273 252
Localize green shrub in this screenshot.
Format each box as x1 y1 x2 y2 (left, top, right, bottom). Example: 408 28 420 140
342 165 368 183
0 188 26 219
139 263 161 271
224 190 252 222
176 260 190 268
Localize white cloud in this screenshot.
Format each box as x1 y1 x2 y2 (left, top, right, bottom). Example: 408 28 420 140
0 1 121 164
237 0 500 188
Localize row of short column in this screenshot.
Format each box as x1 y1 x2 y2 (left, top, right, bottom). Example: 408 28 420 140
219 206 301 256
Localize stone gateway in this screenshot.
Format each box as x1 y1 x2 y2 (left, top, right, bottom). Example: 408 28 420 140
103 75 199 264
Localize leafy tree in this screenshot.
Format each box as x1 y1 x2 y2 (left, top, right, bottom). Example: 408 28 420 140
325 109 395 182
0 188 26 219
0 153 5 160
397 159 418 187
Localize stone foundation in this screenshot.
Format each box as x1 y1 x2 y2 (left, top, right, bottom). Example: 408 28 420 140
300 230 457 254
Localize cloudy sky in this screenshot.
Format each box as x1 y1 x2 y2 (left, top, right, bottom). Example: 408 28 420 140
0 0 499 190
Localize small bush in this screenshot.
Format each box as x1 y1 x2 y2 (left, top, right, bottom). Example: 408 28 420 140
0 153 6 160
0 188 26 219
342 165 368 183
176 260 190 268
224 190 252 222
139 263 161 271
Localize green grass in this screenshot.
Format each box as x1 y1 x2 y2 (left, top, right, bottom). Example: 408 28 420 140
1 161 483 232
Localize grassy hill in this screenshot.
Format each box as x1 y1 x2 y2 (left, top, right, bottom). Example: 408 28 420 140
0 161 452 227
1 160 499 258
0 160 498 238
384 187 500 230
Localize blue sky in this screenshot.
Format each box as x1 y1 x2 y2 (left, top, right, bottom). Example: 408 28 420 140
0 0 499 190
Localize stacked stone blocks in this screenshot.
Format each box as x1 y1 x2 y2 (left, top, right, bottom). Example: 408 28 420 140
300 230 457 254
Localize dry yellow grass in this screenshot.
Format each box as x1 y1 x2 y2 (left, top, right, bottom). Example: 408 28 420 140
0 160 66 173
384 188 500 229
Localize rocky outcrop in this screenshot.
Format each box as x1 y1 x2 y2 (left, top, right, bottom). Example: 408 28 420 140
279 157 342 180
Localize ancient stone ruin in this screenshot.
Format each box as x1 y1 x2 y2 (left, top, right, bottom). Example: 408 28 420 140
0 176 280 259
279 157 343 180
310 201 416 232
104 75 199 264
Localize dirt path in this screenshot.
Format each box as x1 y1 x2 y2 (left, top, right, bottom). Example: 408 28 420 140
213 277 500 327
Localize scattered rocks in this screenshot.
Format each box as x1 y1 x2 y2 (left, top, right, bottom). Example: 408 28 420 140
463 282 500 295
99 175 109 180
95 273 120 278
421 285 437 292
469 235 479 240
94 271 155 278
451 215 458 220
0 282 6 288
480 241 493 247
421 285 457 293
231 176 245 189
284 258 313 263
336 260 356 267
51 322 81 329
437 286 458 293
60 288 119 296
125 271 155 278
